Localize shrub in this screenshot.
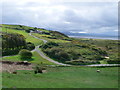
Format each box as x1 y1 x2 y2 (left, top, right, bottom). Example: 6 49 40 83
27 42 33 44
0 48 2 56
42 43 70 60
33 64 46 74
92 48 107 56
67 50 80 60
26 43 35 50
44 47 70 62
25 30 30 33
2 49 20 56
56 51 70 61
42 42 59 49
107 60 120 64
34 65 42 73
19 49 32 59
92 55 104 60
66 60 100 65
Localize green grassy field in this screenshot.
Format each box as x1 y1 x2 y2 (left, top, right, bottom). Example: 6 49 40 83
32 33 70 43
2 67 119 88
0 72 2 89
2 51 55 65
31 51 56 65
1 27 43 46
1 24 119 89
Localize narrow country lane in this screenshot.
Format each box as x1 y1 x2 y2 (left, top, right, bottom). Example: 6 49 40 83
29 33 71 66
84 64 120 67
1 33 119 67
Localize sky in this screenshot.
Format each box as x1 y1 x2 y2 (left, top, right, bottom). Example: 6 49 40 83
1 0 119 36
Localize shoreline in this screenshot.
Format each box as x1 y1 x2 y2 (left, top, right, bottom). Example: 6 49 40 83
69 35 118 40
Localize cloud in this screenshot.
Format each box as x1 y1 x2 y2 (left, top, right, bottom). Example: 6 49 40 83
1 0 118 35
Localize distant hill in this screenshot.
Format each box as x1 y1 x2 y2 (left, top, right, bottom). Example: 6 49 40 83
0 24 69 39
0 24 119 65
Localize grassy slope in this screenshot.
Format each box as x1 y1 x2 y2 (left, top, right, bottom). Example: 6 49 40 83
1 25 56 64
0 66 1 89
1 24 119 88
2 67 118 88
31 32 119 64
1 27 43 46
2 51 55 65
1 24 119 63
31 51 56 65
77 38 119 61
32 33 70 43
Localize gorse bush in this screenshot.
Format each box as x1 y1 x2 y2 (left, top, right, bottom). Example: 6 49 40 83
107 60 120 64
33 64 46 74
43 47 70 62
56 51 70 61
66 60 100 65
26 42 35 51
41 41 108 63
19 49 32 59
25 30 30 33
42 42 59 49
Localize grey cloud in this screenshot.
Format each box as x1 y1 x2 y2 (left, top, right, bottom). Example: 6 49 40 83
1 1 118 35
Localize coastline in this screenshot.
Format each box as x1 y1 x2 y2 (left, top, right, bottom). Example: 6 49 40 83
69 35 118 40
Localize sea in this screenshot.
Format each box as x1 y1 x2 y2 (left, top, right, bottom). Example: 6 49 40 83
69 35 118 40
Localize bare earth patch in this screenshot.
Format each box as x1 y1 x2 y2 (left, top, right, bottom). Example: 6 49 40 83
0 61 34 73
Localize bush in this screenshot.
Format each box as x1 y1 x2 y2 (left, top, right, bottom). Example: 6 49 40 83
26 43 35 50
44 47 70 62
25 30 30 33
92 55 104 60
56 51 70 61
67 50 80 60
33 64 46 74
19 49 32 59
2 49 20 56
107 60 120 64
42 42 59 49
92 48 107 56
27 42 33 44
66 60 100 65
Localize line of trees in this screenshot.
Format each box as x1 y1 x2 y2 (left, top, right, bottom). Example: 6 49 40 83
2 33 27 56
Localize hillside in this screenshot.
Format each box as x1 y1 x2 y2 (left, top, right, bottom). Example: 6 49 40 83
0 24 119 65
0 24 119 89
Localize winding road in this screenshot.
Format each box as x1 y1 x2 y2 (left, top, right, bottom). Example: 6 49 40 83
1 33 119 67
29 33 71 66
29 33 120 67
81 64 120 67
